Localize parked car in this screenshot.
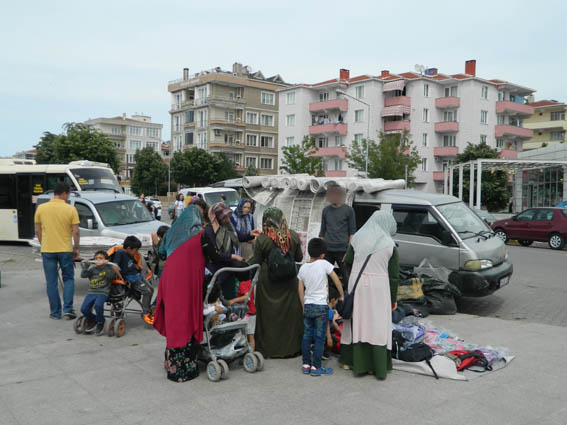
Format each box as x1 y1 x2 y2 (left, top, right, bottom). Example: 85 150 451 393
168 187 241 218
473 209 496 226
492 207 567 250
149 197 162 220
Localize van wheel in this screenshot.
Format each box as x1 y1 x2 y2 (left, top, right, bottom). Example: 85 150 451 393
494 228 508 244
519 240 533 247
548 233 565 250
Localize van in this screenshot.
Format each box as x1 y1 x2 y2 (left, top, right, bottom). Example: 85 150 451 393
353 190 513 297
37 191 167 247
170 187 241 218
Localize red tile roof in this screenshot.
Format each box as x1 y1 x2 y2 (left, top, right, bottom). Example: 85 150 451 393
348 75 371 83
109 116 139 123
530 100 564 108
452 74 470 80
399 72 419 79
311 78 339 87
489 79 506 84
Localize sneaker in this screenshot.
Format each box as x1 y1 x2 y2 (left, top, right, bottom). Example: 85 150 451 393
311 367 334 377
302 364 311 375
95 322 105 336
143 312 154 325
322 351 330 361
84 320 96 334
64 311 77 320
49 314 61 320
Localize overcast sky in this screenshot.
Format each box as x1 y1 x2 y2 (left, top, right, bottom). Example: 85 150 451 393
1 0 566 156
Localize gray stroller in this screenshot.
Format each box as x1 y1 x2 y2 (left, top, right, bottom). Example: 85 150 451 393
199 264 264 382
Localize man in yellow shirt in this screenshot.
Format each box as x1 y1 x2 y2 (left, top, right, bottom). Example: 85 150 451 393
34 182 80 320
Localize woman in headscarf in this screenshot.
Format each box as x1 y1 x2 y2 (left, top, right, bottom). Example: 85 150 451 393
339 210 400 380
230 199 262 262
252 207 304 358
153 205 205 382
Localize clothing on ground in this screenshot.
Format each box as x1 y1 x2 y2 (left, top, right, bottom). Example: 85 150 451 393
298 259 335 305
34 199 79 253
319 204 356 252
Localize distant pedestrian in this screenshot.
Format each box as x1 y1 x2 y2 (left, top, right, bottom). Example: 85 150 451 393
319 185 356 288
173 193 185 223
34 182 80 320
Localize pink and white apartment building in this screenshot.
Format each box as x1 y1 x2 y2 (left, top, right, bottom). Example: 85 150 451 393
277 60 535 192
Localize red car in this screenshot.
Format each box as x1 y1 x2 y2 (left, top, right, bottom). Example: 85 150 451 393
492 208 567 250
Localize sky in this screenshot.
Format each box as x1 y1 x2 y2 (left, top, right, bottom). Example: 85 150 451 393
1 0 566 156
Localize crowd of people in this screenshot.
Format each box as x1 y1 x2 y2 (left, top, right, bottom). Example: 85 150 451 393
35 182 400 383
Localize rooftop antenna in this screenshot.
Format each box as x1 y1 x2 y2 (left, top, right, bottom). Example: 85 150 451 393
414 64 426 75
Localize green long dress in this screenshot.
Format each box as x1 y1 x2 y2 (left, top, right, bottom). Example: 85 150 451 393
339 245 399 379
252 231 304 358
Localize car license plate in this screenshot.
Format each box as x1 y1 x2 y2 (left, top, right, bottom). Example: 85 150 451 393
499 276 510 288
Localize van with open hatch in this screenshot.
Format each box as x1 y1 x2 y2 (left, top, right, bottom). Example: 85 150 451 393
169 187 241 218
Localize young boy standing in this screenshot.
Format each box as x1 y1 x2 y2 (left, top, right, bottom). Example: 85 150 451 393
80 250 121 335
298 238 344 376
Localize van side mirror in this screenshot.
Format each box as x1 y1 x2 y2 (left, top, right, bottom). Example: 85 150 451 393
87 219 97 230
440 230 457 247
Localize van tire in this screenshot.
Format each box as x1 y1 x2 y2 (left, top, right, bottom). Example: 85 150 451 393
494 228 508 244
519 240 533 247
548 233 565 250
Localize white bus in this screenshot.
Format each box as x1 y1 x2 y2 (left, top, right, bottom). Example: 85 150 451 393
0 159 122 241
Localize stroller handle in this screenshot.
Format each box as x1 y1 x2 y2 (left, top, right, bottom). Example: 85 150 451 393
204 264 261 309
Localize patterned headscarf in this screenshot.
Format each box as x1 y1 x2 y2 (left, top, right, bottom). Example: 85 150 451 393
262 207 291 254
208 202 232 233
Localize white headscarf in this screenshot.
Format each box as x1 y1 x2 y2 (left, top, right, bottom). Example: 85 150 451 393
351 210 397 261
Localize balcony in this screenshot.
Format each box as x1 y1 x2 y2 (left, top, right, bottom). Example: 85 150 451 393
496 101 534 117
435 97 461 109
498 149 518 159
434 146 459 157
434 121 459 133
324 170 347 177
311 147 346 159
383 121 410 132
433 171 446 182
495 125 533 139
384 96 411 107
309 98 348 113
309 123 348 136
523 120 566 131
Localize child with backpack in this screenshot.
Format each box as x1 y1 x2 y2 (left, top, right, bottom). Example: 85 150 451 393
298 238 344 376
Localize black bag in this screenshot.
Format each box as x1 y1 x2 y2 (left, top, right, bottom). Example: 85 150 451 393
336 255 372 320
267 246 296 281
392 330 439 379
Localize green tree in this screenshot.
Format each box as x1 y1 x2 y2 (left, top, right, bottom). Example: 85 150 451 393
245 163 258 176
170 148 221 187
215 153 239 181
131 147 167 196
452 141 509 212
347 130 421 186
35 123 121 173
280 136 324 176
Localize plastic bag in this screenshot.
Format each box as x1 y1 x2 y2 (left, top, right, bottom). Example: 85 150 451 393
414 258 452 283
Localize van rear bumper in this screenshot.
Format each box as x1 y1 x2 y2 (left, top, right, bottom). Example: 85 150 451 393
450 261 513 297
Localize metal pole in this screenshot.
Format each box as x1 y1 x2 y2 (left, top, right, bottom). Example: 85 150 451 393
449 165 454 196
443 167 448 194
458 165 463 200
365 104 370 175
469 162 474 208
167 159 171 204
476 159 482 209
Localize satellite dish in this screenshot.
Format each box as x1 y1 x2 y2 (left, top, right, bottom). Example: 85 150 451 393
415 64 426 74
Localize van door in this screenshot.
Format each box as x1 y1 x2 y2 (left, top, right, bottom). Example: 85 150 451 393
392 204 460 270
73 201 100 238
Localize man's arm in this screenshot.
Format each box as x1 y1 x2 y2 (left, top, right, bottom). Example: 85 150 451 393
72 224 80 259
319 208 327 238
297 279 305 311
35 223 42 244
348 207 356 242
329 271 345 300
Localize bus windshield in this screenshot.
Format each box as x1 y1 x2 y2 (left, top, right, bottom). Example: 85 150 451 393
95 200 154 226
204 191 240 208
70 168 122 193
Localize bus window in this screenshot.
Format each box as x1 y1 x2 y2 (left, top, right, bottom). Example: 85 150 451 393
0 175 16 209
47 174 76 191
70 168 121 193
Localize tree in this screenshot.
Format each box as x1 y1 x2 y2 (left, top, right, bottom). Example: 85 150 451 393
245 163 258 176
215 153 239 181
280 136 324 176
452 141 509 212
170 148 221 187
347 130 421 186
35 123 121 173
131 147 167 196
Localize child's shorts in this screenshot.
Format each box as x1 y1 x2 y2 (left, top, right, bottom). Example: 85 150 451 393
245 314 256 336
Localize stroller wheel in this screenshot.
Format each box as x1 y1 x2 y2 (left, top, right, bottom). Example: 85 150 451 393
243 353 258 373
107 318 116 337
73 316 85 335
217 359 229 380
253 352 265 371
206 361 222 382
114 319 126 338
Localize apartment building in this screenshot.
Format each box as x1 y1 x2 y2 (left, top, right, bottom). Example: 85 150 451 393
84 114 163 180
523 100 566 151
168 63 288 175
278 60 535 193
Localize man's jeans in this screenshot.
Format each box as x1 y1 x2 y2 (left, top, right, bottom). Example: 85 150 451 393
42 252 75 318
302 304 328 369
81 294 108 324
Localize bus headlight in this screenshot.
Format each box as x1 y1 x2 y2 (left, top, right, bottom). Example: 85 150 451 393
464 260 493 271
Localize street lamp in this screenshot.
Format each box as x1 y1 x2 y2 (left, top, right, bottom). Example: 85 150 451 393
336 90 371 175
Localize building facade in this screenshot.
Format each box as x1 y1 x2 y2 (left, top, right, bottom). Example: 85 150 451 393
523 100 566 151
168 63 288 175
84 114 163 181
13 149 37 160
278 60 535 193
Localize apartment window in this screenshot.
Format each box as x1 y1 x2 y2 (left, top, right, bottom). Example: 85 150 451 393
146 141 159 151
228 91 235 100
286 136 295 147
497 115 505 125
175 94 181 105
355 85 365 99
480 135 487 143
443 135 456 147
354 134 363 143
480 110 488 124
421 158 428 172
246 111 258 125
444 86 458 97
146 127 160 138
185 132 194 146
423 84 429 97
260 136 274 148
317 137 328 148
111 127 122 135
225 111 235 123
261 114 274 127
127 154 136 164
129 140 142 150
335 135 344 146
261 91 275 105
185 110 194 124
422 133 428 147
224 134 234 145
422 108 429 123
443 110 457 122
551 111 566 121
244 134 257 147
481 86 488 99
197 132 207 149
498 91 505 101
355 109 364 123
286 92 296 105
245 157 257 168
198 110 208 127
496 138 504 148
260 158 273 169
129 126 142 136
197 86 208 99
333 159 344 170
286 114 296 127
318 92 328 102
551 131 565 141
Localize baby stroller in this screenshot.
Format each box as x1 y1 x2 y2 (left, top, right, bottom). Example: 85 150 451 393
73 257 156 338
200 264 264 382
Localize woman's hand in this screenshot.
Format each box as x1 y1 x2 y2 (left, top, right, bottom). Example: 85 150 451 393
326 336 333 348
391 302 398 312
251 229 262 237
232 254 244 262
